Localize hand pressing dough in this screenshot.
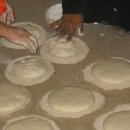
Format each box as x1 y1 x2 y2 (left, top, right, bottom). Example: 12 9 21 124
83 58 130 90
5 56 55 86
3 115 60 130
40 36 89 64
39 86 105 118
0 22 47 49
0 84 30 116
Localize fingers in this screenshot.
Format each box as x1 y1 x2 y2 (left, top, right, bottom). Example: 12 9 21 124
14 28 38 54
67 32 74 41
29 36 38 50
49 15 81 40
25 31 38 50
23 33 38 54
16 36 38 54
50 14 83 40
67 26 76 41
24 37 37 54
19 39 34 54
0 13 7 23
55 24 75 41
6 2 15 24
77 23 85 36
9 10 15 22
20 28 39 53
0 11 15 25
6 10 15 25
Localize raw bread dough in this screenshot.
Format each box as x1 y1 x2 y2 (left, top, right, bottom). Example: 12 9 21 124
104 111 130 130
40 36 89 64
0 84 30 116
3 115 60 130
45 4 62 24
39 86 105 118
94 104 130 130
14 58 46 79
48 87 95 113
0 22 47 49
91 59 130 84
50 39 77 58
83 58 130 90
5 56 55 86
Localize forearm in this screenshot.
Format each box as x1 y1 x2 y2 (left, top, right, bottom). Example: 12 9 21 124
62 0 86 14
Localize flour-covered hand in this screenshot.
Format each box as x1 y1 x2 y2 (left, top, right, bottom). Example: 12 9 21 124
5 26 38 54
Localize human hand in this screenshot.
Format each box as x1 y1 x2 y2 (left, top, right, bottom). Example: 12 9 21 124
49 14 84 40
5 26 38 54
0 1 14 25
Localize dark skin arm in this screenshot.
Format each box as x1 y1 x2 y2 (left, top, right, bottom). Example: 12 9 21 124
49 0 86 40
50 14 84 40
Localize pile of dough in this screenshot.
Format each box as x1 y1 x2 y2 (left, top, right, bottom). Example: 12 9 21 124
0 84 30 116
0 22 47 49
5 56 55 86
40 36 89 64
3 115 60 130
45 4 62 24
39 86 105 118
83 58 130 90
94 104 130 130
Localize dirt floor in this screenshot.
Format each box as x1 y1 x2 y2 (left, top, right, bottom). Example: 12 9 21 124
1 0 130 130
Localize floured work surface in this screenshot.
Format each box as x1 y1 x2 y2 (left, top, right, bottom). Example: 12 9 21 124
1 6 130 129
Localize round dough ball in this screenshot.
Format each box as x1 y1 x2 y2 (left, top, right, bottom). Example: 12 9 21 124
40 36 89 64
91 59 130 84
0 84 30 115
0 22 47 49
14 57 46 79
48 87 95 113
104 111 130 130
5 56 55 86
4 115 59 130
50 39 76 57
45 4 62 24
39 86 105 118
